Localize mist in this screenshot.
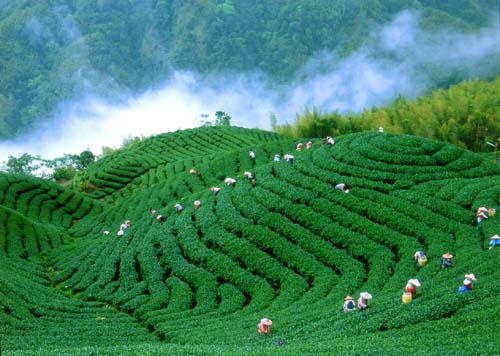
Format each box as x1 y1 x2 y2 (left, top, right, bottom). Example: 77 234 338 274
1 9 499 166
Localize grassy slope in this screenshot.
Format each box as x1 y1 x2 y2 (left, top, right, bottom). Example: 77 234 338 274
1 126 500 356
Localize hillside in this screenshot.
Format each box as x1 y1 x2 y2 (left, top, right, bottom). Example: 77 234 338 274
1 126 500 355
0 0 498 138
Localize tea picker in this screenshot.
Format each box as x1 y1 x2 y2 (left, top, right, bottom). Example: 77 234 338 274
257 318 273 334
210 187 221 195
120 220 130 231
357 292 372 311
174 203 183 213
489 234 500 250
476 207 489 225
335 183 349 193
458 273 476 293
414 251 427 267
441 253 454 270
343 295 356 312
405 279 420 299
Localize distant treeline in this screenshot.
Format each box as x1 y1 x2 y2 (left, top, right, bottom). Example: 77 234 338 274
273 77 500 152
0 0 497 138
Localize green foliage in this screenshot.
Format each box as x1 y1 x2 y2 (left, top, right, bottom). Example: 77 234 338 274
274 77 500 152
1 127 500 355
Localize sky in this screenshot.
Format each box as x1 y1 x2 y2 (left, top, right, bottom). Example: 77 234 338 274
0 9 499 165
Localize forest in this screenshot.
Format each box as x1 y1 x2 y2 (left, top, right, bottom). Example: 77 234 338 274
0 0 498 138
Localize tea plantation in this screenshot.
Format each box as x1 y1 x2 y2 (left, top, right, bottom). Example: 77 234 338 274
1 126 500 356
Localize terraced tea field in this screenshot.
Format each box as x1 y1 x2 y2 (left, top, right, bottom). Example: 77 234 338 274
1 126 500 355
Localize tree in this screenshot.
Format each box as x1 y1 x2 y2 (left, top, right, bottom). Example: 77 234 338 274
214 111 231 126
75 150 96 170
3 153 43 175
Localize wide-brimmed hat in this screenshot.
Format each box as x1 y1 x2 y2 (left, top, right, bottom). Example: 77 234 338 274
408 279 421 287
477 207 488 212
360 292 372 300
491 234 500 240
344 295 353 301
464 273 476 281
442 253 453 259
260 318 272 326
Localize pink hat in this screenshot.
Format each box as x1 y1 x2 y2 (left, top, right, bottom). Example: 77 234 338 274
477 207 488 213
344 295 353 301
260 318 272 326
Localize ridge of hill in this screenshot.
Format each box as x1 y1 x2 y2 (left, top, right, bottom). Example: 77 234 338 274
1 126 500 355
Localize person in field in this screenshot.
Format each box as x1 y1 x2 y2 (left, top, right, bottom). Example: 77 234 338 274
306 141 313 149
249 151 255 160
244 171 254 179
284 154 294 163
257 318 272 334
274 154 281 162
489 234 500 250
224 177 236 186
296 142 303 151
476 207 488 225
405 279 420 299
156 214 165 222
458 273 476 293
194 200 201 210
335 183 349 193
357 292 372 311
120 220 130 231
343 295 356 312
327 136 335 145
175 203 183 213
211 187 221 195
414 251 427 267
150 209 157 215
441 253 454 269
189 169 197 175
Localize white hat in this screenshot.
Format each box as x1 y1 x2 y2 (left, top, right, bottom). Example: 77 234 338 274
408 279 421 287
360 292 372 300
464 273 476 281
491 234 500 240
117 230 124 236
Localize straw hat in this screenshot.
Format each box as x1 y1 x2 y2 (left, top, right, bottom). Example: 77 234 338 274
260 318 272 326
464 273 476 281
477 207 488 212
408 279 421 287
344 295 354 301
491 234 500 240
442 253 453 259
360 292 372 300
